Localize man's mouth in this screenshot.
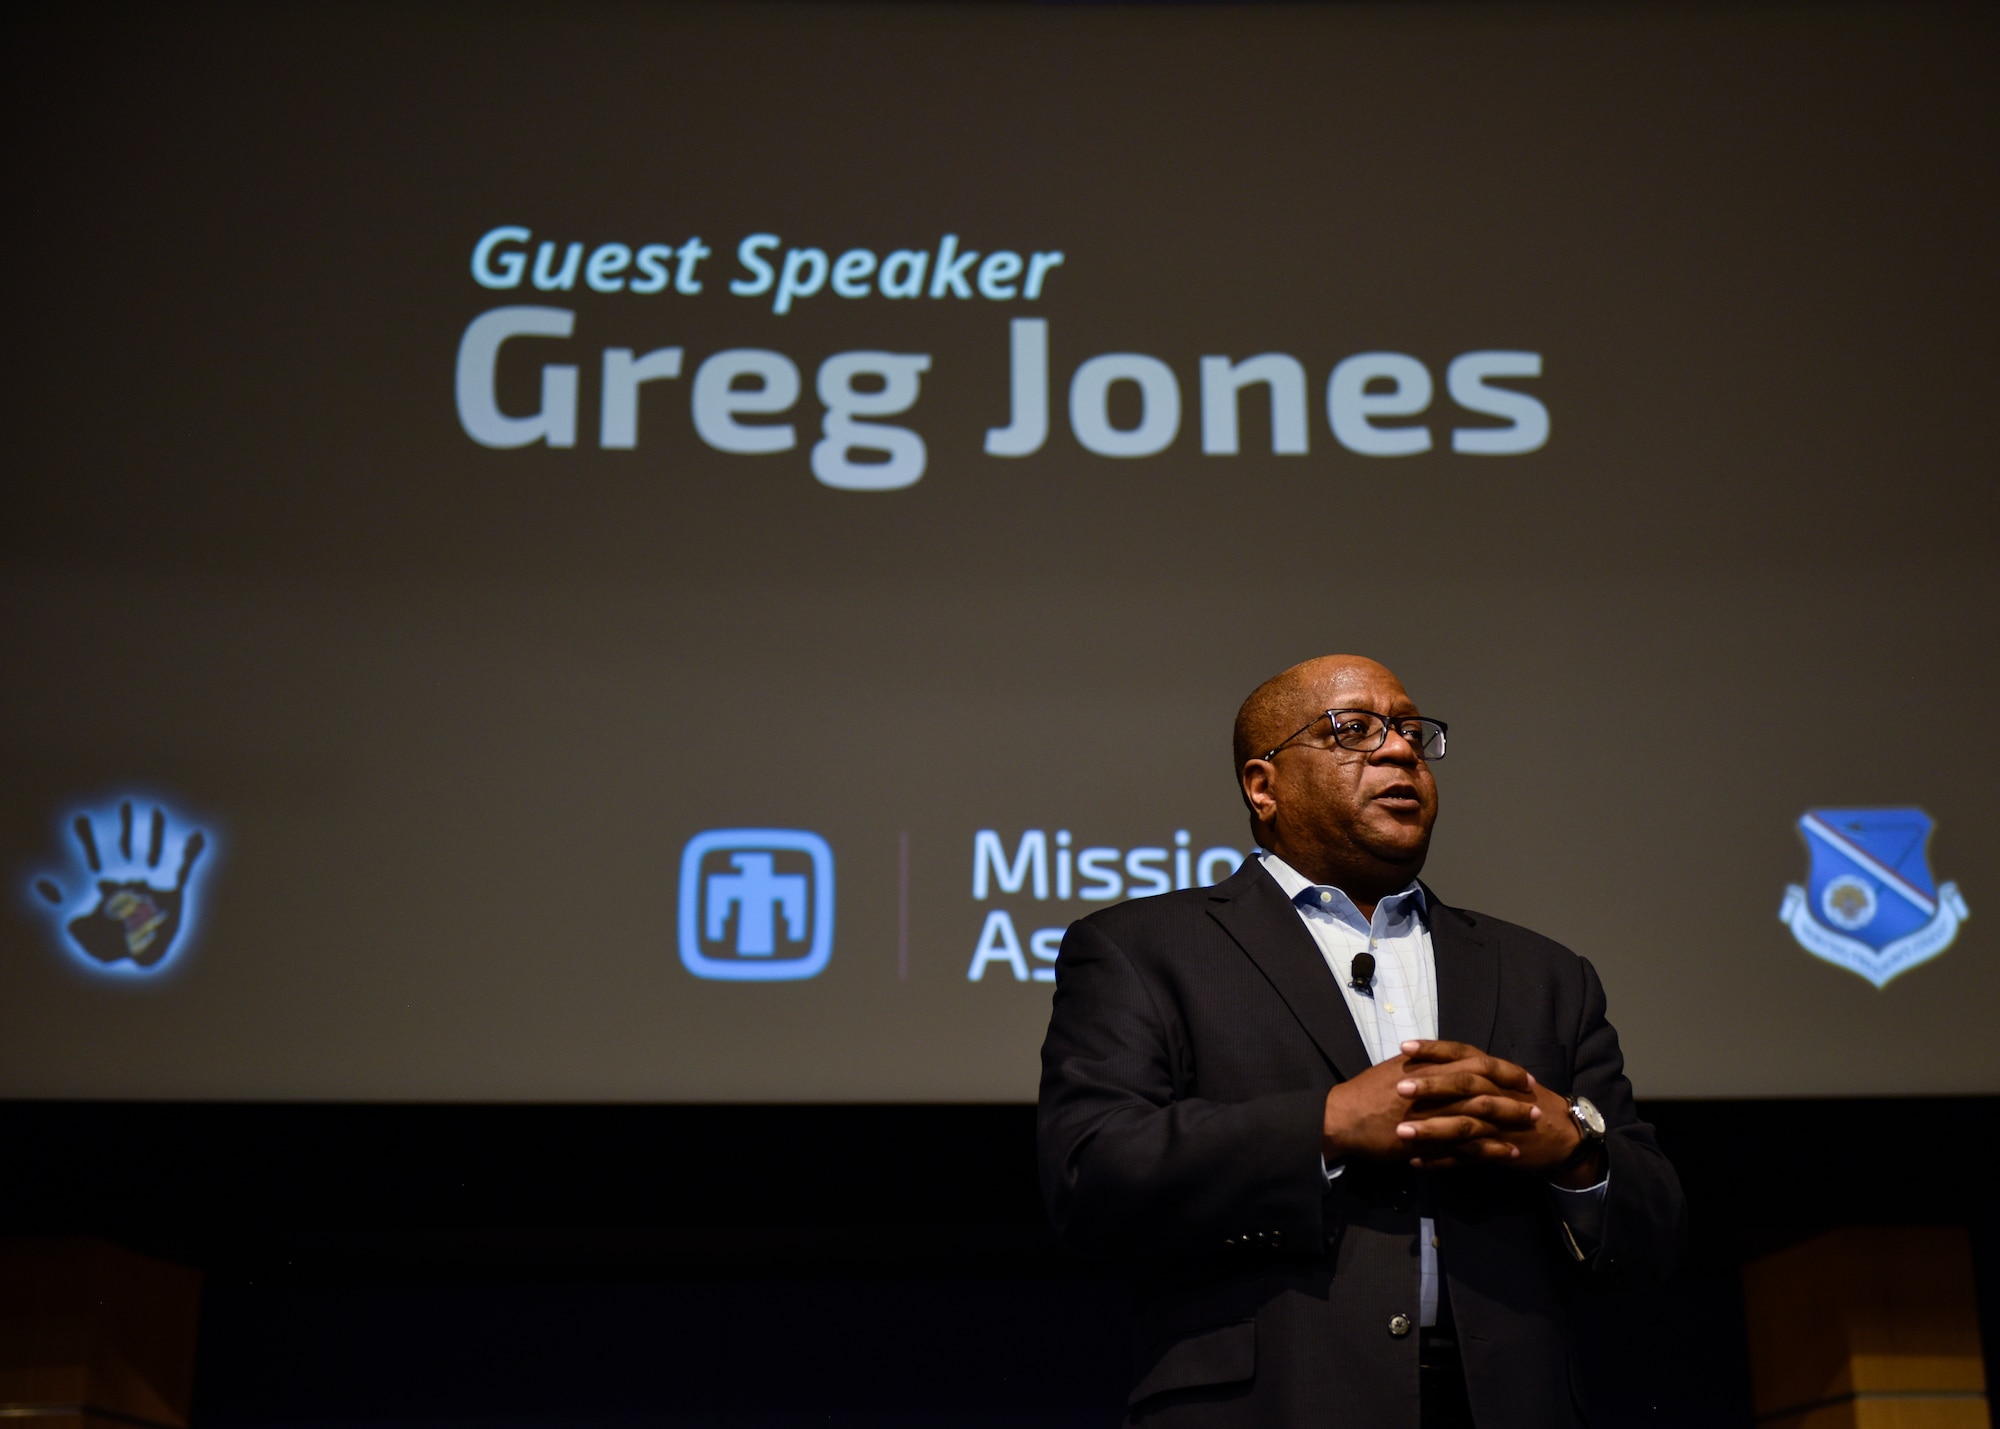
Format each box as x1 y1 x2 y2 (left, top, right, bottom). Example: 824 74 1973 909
1373 784 1422 809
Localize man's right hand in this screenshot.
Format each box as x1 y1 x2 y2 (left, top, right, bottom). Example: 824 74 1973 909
1321 1040 1541 1165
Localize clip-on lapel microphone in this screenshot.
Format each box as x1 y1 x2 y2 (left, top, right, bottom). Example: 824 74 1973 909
1349 951 1376 993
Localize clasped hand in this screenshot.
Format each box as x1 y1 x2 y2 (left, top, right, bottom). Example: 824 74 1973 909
1322 1039 1586 1177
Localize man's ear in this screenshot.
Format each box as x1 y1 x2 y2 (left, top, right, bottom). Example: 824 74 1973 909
1240 759 1279 824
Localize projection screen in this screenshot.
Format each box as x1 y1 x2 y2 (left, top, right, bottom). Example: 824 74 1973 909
2 0 1994 1100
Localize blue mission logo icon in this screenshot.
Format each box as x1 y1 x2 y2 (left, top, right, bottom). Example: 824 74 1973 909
29 797 214 975
1779 807 1969 988
678 829 835 981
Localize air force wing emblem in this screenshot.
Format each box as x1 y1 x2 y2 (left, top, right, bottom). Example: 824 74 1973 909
1779 807 1969 987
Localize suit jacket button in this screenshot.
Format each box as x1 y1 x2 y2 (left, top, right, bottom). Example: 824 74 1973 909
1393 1191 1412 1213
1270 1231 1285 1247
1224 1236 1240 1249
1388 1314 1413 1338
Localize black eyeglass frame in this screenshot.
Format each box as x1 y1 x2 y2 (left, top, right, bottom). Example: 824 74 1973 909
1260 708 1449 763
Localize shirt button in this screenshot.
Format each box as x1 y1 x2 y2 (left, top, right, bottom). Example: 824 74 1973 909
1319 891 1332 904
1389 1314 1412 1338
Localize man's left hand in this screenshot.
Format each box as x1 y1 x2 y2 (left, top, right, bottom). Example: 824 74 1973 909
1392 1039 1606 1186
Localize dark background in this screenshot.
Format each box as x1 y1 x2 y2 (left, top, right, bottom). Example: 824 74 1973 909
5 1097 1997 1427
4 0 1997 1103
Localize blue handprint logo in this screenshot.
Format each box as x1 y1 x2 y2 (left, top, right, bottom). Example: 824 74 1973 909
30 798 214 973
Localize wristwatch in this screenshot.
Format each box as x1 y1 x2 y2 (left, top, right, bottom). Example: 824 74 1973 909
1562 1094 1607 1166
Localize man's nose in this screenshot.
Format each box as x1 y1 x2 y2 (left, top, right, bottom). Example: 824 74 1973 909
1373 727 1422 765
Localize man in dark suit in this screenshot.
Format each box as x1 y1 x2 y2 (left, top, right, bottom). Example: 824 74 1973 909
1037 655 1686 1428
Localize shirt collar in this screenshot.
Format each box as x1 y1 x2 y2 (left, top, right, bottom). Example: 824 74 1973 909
1256 849 1427 935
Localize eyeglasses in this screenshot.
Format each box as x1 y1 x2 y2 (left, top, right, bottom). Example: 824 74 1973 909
1262 709 1448 763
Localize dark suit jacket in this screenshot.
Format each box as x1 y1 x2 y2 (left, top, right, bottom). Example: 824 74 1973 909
1036 858 1687 1429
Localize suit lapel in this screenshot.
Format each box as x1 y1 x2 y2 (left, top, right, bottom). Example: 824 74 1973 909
1425 887 1499 1053
1207 861 1374 1082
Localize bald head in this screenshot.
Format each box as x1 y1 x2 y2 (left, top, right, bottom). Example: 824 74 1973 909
1231 655 1439 906
1232 655 1408 776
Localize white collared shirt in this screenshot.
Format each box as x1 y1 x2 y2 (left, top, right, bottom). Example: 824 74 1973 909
1260 856 1438 1061
1257 851 1607 1327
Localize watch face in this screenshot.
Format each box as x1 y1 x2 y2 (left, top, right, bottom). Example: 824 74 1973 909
1574 1096 1606 1136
